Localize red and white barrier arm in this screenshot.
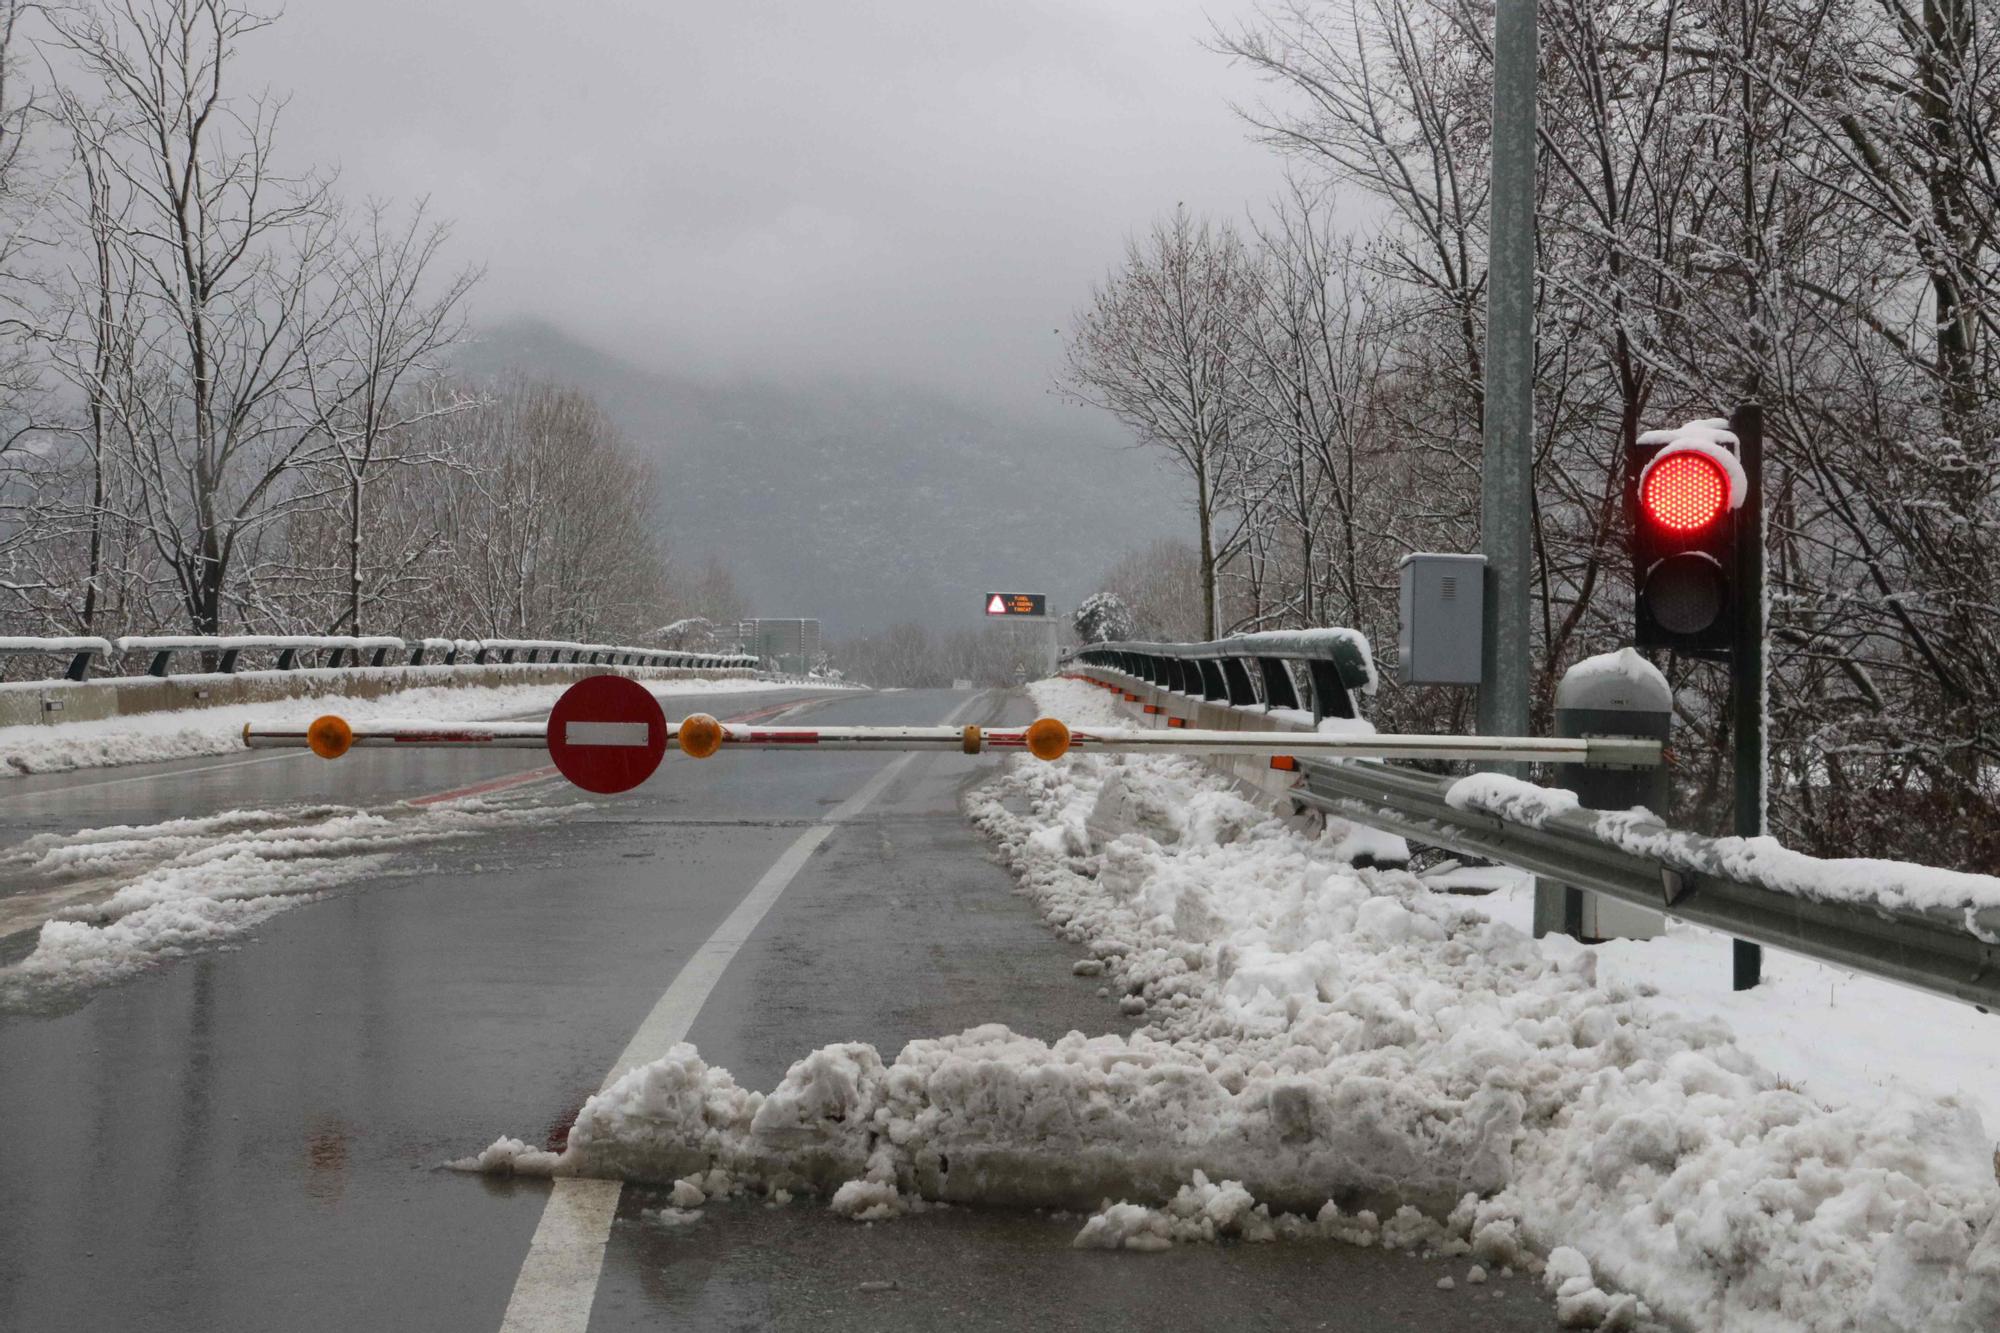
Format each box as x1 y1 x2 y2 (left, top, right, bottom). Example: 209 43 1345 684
243 719 547 751
693 722 1655 765
245 714 1659 767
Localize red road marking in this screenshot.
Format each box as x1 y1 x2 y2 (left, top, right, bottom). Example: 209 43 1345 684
405 694 819 806
408 764 561 806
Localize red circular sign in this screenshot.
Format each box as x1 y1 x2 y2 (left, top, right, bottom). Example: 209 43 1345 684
546 675 667 794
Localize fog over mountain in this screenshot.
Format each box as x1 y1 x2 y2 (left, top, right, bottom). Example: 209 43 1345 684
240 2 1280 637
461 322 1185 636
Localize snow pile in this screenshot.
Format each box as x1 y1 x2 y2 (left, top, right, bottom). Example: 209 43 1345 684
466 1025 1519 1215
0 675 831 778
1556 647 1669 705
1544 1245 1646 1330
0 794 553 1005
1447 772 1583 828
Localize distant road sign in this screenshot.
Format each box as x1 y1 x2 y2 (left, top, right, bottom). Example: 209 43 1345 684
546 675 667 793
985 592 1046 618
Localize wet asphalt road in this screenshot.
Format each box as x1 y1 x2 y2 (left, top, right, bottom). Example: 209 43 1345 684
0 686 1558 1332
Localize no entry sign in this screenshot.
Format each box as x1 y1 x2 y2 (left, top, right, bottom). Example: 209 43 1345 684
546 675 667 793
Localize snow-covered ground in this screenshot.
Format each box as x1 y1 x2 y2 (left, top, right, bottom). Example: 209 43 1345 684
466 676 2000 1332
0 675 842 778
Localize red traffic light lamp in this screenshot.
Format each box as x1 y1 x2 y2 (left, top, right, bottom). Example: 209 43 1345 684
1640 451 1729 533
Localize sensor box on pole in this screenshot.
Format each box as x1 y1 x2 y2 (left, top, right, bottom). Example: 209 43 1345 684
1398 553 1486 685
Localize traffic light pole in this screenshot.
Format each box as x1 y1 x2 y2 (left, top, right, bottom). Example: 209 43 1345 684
1729 402 1766 989
1479 0 1536 763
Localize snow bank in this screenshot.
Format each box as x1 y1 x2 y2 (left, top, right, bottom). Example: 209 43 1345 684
466 675 2000 1331
0 676 828 779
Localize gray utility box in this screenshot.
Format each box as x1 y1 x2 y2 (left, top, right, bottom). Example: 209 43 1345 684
1398 553 1486 685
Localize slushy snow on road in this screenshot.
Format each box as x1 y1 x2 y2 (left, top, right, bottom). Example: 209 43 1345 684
0 792 556 1008
468 677 1999 1332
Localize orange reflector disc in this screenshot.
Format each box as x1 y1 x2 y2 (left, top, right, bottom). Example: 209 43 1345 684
677 713 724 759
307 715 353 760
1143 704 1163 715
1167 717 1186 728
1269 755 1298 772
1024 716 1071 761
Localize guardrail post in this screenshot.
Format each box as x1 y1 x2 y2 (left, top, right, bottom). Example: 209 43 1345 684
1537 654 1673 942
1304 660 1355 721
1221 657 1256 705
217 647 241 673
64 651 93 681
1255 657 1299 710
147 649 172 678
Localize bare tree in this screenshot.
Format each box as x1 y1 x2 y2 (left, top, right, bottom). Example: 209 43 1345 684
1238 182 1391 629
45 0 344 635
307 198 479 634
1062 209 1263 639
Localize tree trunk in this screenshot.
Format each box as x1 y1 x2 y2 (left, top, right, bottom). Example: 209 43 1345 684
348 474 364 635
1195 464 1218 640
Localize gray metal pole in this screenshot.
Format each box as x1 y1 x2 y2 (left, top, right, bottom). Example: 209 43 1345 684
1730 402 1766 989
1479 0 1536 754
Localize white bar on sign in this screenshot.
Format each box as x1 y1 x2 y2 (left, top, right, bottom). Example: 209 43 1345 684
567 721 651 747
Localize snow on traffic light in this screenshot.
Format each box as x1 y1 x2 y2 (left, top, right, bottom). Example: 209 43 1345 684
1629 421 1745 657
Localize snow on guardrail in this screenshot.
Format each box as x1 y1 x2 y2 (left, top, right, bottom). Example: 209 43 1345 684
0 632 760 680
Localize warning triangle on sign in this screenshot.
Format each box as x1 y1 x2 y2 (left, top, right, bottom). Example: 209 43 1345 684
988 595 1006 614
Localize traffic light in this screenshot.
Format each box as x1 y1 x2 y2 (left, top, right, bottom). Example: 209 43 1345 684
1628 427 1744 657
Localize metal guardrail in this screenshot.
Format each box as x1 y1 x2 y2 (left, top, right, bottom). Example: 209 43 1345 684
1296 759 2000 1012
1071 628 1375 722
0 634 758 681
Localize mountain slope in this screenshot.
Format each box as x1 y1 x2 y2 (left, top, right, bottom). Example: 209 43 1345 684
459 321 1185 636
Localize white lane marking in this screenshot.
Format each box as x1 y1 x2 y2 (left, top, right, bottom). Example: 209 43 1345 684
565 721 650 747
497 1178 625 1331
0 750 304 802
494 694 984 1333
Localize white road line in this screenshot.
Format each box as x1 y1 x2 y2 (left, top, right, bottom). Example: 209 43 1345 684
494 694 985 1333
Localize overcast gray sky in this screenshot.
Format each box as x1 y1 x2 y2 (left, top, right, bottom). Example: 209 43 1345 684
260 0 1284 411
